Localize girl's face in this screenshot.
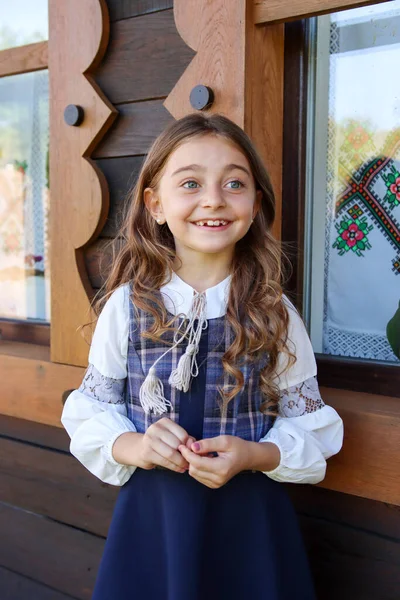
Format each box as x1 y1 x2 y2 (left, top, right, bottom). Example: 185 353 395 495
144 134 261 261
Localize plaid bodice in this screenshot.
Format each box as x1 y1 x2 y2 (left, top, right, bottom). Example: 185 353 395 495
126 297 273 442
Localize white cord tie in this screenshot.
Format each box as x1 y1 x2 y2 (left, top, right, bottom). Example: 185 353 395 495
139 292 208 413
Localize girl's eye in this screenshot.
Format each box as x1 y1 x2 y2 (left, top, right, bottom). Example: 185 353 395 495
182 180 199 189
227 180 243 189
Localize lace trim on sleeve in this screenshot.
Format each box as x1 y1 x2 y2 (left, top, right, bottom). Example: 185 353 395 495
78 363 126 405
279 376 325 417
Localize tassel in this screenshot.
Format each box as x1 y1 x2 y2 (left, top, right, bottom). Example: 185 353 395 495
139 367 172 415
169 343 197 392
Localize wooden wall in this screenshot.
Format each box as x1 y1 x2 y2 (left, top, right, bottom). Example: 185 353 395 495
1 411 399 599
1 1 399 598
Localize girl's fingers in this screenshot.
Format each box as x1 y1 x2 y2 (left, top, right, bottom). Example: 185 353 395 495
190 436 230 455
151 439 188 471
157 429 187 452
158 418 191 445
188 466 221 489
179 445 218 473
186 436 196 449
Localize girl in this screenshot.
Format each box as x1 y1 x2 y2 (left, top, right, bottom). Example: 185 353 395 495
62 113 343 600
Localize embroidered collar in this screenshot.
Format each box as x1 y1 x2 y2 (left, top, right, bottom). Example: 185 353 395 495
160 271 231 319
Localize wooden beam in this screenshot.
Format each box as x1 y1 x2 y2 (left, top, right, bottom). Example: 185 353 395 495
49 0 118 367
0 342 84 427
254 0 390 24
0 41 48 78
320 387 400 506
244 10 284 238
1 343 399 505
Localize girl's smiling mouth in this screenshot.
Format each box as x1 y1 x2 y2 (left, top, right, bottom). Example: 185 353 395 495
191 219 232 229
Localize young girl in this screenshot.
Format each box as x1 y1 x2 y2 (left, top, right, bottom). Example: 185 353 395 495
62 113 343 600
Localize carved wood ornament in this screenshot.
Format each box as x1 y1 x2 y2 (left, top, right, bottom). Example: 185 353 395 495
49 0 117 366
165 0 284 238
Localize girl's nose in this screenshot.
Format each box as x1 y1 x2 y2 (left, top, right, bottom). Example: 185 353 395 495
201 187 226 208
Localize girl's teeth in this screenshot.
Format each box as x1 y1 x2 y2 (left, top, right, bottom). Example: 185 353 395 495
196 220 228 227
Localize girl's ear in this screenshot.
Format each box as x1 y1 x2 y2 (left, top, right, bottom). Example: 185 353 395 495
144 187 165 224
253 189 262 219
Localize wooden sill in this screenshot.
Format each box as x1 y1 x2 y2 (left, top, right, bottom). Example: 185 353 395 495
0 342 84 428
0 344 399 505
0 340 50 361
320 386 400 506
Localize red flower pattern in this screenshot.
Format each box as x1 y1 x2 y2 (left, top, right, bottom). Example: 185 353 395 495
341 223 365 248
389 176 400 200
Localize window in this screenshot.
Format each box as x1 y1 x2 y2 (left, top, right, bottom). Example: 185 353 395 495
282 3 400 396
0 71 50 322
305 2 400 366
0 0 49 345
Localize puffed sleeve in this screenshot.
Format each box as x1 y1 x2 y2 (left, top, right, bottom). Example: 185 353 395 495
61 284 138 486
259 297 344 484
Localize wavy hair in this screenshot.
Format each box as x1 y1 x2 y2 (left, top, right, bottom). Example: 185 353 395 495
92 113 295 414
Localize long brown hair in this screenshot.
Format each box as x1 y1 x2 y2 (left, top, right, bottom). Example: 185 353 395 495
93 113 295 414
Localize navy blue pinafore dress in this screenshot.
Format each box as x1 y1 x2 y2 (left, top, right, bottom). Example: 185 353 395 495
92 304 316 600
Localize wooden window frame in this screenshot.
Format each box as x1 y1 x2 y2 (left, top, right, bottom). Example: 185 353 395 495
281 16 400 398
0 41 49 346
254 0 390 24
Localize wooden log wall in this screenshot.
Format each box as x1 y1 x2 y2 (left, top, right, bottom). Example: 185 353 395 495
2 1 399 598
86 0 194 289
1 408 399 598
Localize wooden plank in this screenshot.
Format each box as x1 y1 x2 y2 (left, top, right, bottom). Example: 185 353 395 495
317 354 400 398
93 100 173 158
107 0 173 21
321 387 400 506
0 437 117 537
0 42 48 78
0 319 50 346
299 514 400 600
0 503 104 600
1 346 400 506
254 0 390 24
0 346 84 427
96 156 144 237
281 19 308 303
95 11 194 104
244 20 284 239
84 238 113 289
49 0 118 368
164 0 247 125
0 565 75 600
288 485 400 541
0 415 70 452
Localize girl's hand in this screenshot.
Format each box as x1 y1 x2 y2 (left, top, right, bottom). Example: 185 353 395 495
139 418 195 473
178 435 251 488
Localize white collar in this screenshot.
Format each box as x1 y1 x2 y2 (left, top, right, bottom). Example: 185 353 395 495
160 271 231 319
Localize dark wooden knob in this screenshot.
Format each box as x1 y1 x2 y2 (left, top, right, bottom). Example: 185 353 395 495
189 85 214 110
64 104 84 126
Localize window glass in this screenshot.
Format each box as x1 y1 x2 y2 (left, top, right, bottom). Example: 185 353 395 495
0 1 48 50
0 70 50 321
305 2 400 364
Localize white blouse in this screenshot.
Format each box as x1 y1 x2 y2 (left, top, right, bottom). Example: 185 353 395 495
61 274 343 486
